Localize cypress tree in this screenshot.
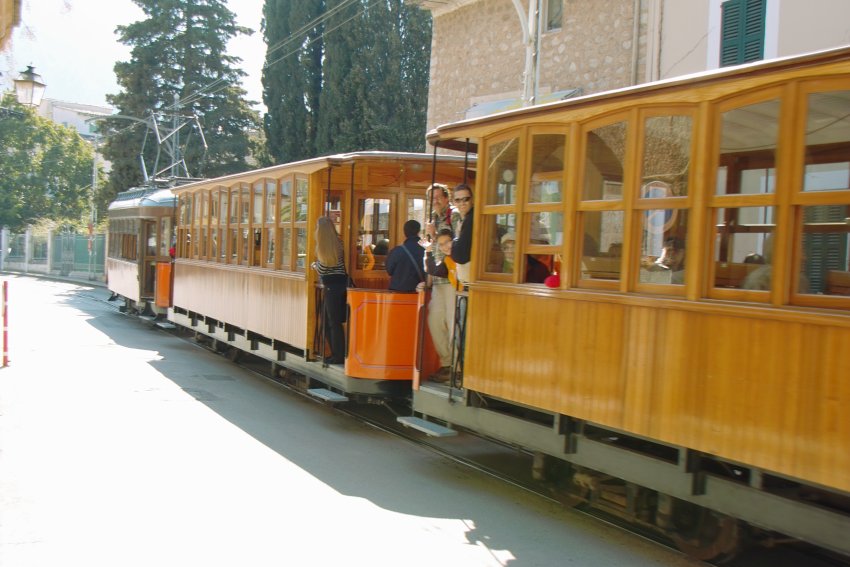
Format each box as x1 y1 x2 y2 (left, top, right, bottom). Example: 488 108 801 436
262 0 324 163
103 0 259 197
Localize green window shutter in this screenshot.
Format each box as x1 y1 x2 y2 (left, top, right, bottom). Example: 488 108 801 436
720 0 765 66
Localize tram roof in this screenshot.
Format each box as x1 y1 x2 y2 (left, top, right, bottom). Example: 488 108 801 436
427 44 850 152
108 186 176 211
169 151 473 193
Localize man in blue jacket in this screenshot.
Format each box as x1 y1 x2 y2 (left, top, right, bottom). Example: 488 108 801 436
386 220 425 292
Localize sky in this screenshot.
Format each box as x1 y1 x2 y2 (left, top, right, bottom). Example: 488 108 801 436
0 0 266 110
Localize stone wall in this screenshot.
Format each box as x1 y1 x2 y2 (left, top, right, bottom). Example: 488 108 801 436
425 0 647 132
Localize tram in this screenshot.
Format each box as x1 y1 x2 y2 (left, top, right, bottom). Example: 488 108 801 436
104 46 850 561
166 152 470 395
415 45 850 559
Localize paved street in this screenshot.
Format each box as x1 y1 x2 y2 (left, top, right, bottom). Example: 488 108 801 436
0 275 700 567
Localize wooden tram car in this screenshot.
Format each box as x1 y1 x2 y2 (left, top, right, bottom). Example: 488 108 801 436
166 152 470 395
414 46 850 558
107 184 183 316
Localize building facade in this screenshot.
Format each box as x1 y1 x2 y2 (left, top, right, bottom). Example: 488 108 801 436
419 0 850 132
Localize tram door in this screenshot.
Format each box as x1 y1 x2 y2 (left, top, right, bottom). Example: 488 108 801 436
140 220 157 298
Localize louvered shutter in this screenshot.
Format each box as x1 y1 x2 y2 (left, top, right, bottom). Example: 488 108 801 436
720 0 765 67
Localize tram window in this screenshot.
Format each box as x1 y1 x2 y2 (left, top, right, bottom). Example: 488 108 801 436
240 228 250 264
210 229 218 259
253 182 263 225
295 178 308 221
202 191 209 221
265 228 276 266
580 210 623 281
296 228 307 270
529 212 561 245
407 197 426 233
210 190 220 227
639 210 688 285
712 206 774 289
229 228 238 261
804 90 850 188
583 122 626 201
717 99 779 195
194 193 202 225
159 218 171 258
265 180 276 223
485 214 517 274
529 134 565 203
240 185 250 224
357 198 392 270
798 205 850 296
642 115 692 197
487 136 520 205
229 188 239 225
279 179 292 222
525 254 555 283
278 228 292 268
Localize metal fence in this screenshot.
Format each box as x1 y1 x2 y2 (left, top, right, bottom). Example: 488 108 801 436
2 228 106 280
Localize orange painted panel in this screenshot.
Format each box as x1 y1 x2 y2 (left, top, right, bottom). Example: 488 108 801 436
346 289 421 380
155 262 173 307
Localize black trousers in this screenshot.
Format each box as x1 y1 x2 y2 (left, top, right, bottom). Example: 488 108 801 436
321 274 348 361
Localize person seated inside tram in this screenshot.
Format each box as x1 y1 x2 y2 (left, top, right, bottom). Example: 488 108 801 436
372 238 390 256
642 237 685 284
744 252 765 264
501 232 550 283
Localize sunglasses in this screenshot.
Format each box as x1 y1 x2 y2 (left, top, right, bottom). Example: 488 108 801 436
454 196 472 203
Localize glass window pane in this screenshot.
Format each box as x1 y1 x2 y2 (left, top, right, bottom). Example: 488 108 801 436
717 99 779 195
241 228 250 263
266 228 276 265
713 206 775 289
524 255 553 283
229 188 239 224
530 133 565 203
804 162 850 192
580 210 622 281
253 182 263 224
584 121 626 200
295 178 308 222
804 90 850 193
357 198 392 270
240 185 250 224
485 214 517 273
407 197 426 231
210 229 218 259
220 191 228 227
799 205 850 295
279 179 292 223
280 228 292 269
641 115 692 198
639 210 688 285
210 190 219 225
529 212 562 245
229 229 238 261
487 137 519 205
296 228 307 269
266 180 276 223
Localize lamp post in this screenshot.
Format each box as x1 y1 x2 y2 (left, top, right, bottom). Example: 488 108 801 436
0 66 46 272
13 65 46 108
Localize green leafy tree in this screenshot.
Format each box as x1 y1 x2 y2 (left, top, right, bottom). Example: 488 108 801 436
262 0 324 163
263 0 432 158
102 0 260 199
0 94 95 231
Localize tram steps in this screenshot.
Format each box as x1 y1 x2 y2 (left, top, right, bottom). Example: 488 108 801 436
308 388 350 404
397 416 457 437
155 321 176 330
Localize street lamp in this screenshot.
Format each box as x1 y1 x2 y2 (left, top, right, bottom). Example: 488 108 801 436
13 65 46 108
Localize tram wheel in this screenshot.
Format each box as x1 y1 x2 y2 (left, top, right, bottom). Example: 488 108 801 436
669 500 741 562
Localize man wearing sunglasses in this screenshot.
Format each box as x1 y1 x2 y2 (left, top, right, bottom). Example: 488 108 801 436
451 184 474 284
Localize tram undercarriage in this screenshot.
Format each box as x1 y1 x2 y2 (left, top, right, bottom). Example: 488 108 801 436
411 385 850 560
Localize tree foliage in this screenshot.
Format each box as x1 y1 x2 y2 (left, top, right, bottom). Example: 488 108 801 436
0 94 96 231
102 0 260 200
262 0 432 162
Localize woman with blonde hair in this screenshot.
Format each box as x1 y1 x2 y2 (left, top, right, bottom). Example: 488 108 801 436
312 216 348 364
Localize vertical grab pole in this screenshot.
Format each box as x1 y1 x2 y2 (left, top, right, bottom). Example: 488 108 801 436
2 280 8 368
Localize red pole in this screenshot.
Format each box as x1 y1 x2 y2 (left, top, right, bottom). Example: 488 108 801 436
2 280 8 368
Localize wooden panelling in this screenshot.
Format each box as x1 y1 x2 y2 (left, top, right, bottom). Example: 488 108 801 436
173 261 308 349
465 287 850 493
107 258 140 303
